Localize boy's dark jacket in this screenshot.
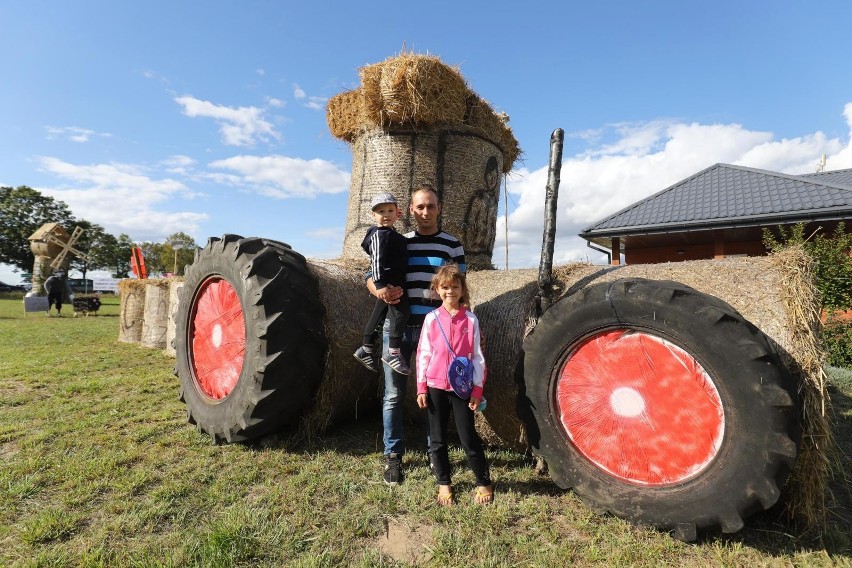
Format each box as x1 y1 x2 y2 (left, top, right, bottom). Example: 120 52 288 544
361 226 408 289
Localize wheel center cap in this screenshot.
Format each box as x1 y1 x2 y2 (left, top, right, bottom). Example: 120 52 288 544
211 323 223 348
610 387 645 418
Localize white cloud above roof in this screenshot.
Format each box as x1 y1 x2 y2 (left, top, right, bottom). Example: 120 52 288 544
494 107 852 268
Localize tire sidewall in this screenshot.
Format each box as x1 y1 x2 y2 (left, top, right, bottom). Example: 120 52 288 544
524 280 794 526
175 247 261 432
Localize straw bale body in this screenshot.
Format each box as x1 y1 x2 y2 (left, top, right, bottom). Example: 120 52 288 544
471 255 822 450
30 255 51 296
118 280 147 344
141 281 170 349
299 259 383 435
165 280 184 357
342 128 503 270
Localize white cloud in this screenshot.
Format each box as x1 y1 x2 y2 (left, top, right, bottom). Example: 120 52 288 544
291 84 326 110
141 69 170 84
160 155 197 175
36 157 207 241
175 95 279 147
824 102 852 170
45 126 112 143
304 96 327 110
306 227 343 240
494 105 852 269
208 155 350 199
266 97 285 108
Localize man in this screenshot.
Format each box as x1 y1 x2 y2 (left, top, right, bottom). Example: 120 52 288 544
368 183 466 485
44 270 72 317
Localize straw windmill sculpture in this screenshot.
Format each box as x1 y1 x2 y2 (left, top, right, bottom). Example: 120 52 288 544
169 53 820 540
28 223 92 294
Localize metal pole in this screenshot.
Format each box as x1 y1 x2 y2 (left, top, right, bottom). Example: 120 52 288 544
537 128 564 311
503 175 509 270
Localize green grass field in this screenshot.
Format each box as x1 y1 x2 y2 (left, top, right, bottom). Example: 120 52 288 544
1 292 850 567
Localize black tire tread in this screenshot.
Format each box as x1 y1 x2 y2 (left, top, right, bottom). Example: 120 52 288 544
521 278 800 539
175 234 327 443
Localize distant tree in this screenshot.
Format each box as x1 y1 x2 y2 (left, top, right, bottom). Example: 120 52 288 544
161 232 198 276
135 233 198 277
102 233 135 278
69 220 108 284
137 241 165 276
0 186 76 271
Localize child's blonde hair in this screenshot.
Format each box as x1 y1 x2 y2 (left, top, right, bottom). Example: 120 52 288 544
430 264 470 306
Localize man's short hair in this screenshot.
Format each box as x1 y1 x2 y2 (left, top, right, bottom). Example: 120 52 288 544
412 183 438 200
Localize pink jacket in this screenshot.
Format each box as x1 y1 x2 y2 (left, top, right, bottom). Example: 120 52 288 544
416 306 486 400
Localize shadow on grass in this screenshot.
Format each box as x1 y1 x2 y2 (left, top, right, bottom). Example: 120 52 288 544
244 380 852 557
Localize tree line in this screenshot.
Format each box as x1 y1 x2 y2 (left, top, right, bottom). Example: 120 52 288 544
0 185 198 280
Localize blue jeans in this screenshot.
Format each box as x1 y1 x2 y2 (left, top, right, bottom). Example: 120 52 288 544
382 319 420 456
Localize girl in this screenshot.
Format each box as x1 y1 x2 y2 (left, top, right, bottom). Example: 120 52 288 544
416 264 493 505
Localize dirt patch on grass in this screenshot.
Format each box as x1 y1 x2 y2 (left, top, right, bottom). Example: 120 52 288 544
376 517 434 565
0 440 19 460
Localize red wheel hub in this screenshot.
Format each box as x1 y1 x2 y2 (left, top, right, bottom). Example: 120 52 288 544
189 277 246 400
557 329 724 485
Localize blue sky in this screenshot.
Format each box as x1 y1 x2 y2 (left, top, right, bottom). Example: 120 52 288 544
2 1 852 284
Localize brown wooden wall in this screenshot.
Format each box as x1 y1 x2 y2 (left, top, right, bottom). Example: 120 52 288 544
625 239 767 265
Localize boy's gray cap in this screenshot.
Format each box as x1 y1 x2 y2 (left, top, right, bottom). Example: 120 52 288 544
370 192 398 210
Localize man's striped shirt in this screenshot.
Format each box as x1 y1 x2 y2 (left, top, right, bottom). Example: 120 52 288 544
404 230 466 327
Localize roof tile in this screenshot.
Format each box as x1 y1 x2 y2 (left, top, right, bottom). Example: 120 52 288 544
581 164 852 236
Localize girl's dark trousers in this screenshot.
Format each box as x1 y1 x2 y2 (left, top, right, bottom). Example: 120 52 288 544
426 387 491 487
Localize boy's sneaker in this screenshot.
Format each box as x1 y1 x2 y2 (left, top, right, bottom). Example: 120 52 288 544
353 346 377 372
383 453 403 485
382 353 410 375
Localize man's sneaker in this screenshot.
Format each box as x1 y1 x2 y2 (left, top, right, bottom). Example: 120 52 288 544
382 353 410 375
353 346 377 372
383 452 403 485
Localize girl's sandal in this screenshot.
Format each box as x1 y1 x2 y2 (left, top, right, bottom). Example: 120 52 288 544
437 485 454 507
475 485 494 505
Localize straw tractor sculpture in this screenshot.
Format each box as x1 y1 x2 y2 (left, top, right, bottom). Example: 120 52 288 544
171 54 821 541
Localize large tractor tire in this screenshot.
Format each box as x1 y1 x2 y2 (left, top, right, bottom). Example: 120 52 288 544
521 278 799 541
174 235 327 443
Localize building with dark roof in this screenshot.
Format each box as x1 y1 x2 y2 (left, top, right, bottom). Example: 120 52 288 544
579 163 852 265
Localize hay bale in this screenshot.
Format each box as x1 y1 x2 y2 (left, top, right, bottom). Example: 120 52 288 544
767 246 835 531
376 53 468 126
298 258 383 438
341 128 502 270
359 60 385 126
464 94 504 146
331 52 519 172
358 53 468 128
141 280 170 349
466 269 541 447
165 279 185 357
326 88 374 143
118 279 146 343
500 121 521 174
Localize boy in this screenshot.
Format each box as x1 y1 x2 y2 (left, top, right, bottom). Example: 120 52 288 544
354 192 410 374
